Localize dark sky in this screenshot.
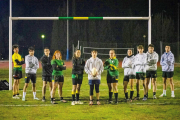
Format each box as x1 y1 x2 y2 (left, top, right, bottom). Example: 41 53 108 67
0 0 179 58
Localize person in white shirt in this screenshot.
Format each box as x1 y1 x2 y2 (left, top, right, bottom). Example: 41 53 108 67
84 50 104 105
145 44 159 100
134 45 147 100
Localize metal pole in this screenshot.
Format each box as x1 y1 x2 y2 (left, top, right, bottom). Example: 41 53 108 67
66 0 69 60
9 0 12 90
78 40 79 49
178 3 180 62
148 0 151 89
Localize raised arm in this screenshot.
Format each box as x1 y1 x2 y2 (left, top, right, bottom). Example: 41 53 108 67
160 55 167 66
167 53 175 66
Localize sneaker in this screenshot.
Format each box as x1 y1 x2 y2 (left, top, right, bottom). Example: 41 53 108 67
12 96 20 99
153 95 157 99
71 101 75 105
60 99 67 103
159 93 166 97
97 101 101 105
142 97 147 101
42 98 45 102
34 97 39 100
89 101 93 105
171 94 175 98
108 100 113 104
22 97 25 101
17 94 22 97
129 99 133 102
134 96 140 100
51 100 56 104
75 101 83 104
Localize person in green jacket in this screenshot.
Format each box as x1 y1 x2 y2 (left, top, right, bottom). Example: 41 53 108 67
104 50 119 104
51 50 66 104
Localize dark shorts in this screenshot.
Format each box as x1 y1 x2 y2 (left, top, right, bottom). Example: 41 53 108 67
123 75 136 82
53 76 64 82
162 72 174 78
146 71 157 78
107 75 118 83
13 69 22 79
72 74 83 85
88 80 100 85
42 76 52 82
25 73 36 83
136 73 145 80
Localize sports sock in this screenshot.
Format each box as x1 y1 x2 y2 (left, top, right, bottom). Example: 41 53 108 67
76 94 79 101
146 92 148 98
109 92 113 101
33 92 36 99
130 91 134 99
114 93 118 102
163 90 166 95
171 91 174 95
51 98 54 101
72 94 75 101
23 92 26 98
137 93 140 97
43 96 45 100
153 92 156 96
60 97 63 100
125 92 128 99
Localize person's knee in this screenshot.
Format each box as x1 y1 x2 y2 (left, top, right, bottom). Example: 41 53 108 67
90 85 94 95
95 85 99 93
32 84 36 88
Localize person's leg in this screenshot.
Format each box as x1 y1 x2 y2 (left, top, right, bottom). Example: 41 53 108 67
152 78 157 98
107 83 113 102
51 82 58 103
129 79 134 101
76 84 81 101
123 81 128 100
16 79 20 95
169 77 175 97
142 79 147 100
89 84 94 105
49 82 52 97
42 80 47 100
13 79 18 97
113 83 118 103
72 85 77 102
146 78 150 97
22 83 28 100
136 79 140 99
59 82 66 102
95 84 100 105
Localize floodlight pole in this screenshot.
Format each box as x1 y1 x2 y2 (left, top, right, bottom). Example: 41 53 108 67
9 0 12 90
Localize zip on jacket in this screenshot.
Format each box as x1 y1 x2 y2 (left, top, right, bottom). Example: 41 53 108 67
25 55 39 74
146 51 159 71
84 57 104 80
122 55 135 76
160 51 174 72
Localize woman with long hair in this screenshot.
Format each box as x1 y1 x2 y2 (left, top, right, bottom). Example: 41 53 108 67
51 50 66 104
71 49 85 105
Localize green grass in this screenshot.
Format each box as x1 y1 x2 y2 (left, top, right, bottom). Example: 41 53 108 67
0 67 180 120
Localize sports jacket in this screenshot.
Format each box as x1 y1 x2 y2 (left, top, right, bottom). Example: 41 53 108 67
122 55 135 76
25 55 39 74
146 51 159 71
160 51 174 72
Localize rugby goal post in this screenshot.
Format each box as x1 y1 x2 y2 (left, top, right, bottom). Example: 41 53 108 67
9 0 152 90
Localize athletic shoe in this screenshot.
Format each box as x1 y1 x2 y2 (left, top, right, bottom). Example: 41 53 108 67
89 101 93 105
108 100 113 104
12 96 20 99
60 99 67 103
134 96 140 100
129 99 133 102
71 101 75 105
171 94 175 98
42 98 45 102
153 95 157 99
75 101 83 104
22 97 25 101
142 97 147 101
34 97 39 100
159 94 166 97
51 100 56 104
16 94 22 97
97 101 101 105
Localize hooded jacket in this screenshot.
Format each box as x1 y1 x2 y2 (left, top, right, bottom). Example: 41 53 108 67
134 53 147 73
84 57 104 80
160 51 174 72
146 51 159 71
25 55 39 74
122 55 135 76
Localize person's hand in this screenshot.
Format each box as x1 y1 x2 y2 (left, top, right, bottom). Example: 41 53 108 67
63 65 66 67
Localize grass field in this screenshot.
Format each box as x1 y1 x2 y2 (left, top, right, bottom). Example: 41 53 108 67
0 65 180 120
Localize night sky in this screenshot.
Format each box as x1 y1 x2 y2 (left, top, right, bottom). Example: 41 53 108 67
0 0 179 59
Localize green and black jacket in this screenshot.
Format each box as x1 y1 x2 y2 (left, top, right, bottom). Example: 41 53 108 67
72 57 85 75
51 59 66 76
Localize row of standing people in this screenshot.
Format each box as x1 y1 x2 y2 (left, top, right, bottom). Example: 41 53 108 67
11 44 175 105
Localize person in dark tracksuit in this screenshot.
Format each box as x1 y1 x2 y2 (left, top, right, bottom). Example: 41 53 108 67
71 50 85 105
40 47 53 102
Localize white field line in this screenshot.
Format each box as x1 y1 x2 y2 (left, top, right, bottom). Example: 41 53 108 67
19 88 180 92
